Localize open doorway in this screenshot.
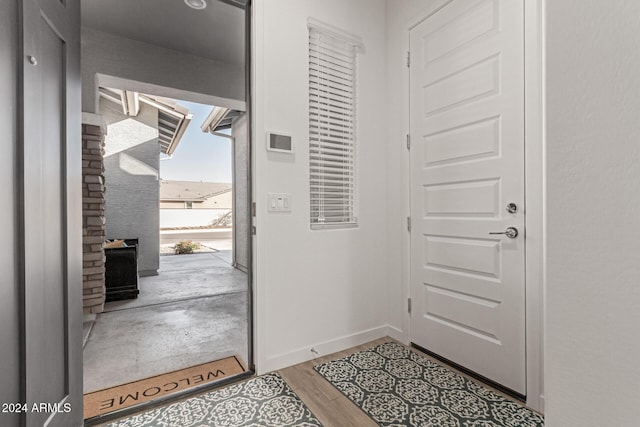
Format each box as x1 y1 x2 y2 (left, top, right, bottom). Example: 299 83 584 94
82 90 250 418
78 0 252 422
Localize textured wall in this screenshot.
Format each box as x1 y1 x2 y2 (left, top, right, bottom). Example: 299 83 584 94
232 112 249 272
545 1 640 425
102 99 160 276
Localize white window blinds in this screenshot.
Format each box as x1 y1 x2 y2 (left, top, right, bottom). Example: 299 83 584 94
308 23 360 229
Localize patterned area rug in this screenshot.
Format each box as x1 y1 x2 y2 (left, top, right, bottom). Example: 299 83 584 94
314 342 544 427
103 373 323 427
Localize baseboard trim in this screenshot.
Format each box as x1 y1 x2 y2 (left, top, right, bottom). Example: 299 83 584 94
261 325 394 374
385 325 405 343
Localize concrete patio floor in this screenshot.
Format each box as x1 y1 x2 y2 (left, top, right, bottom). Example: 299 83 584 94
83 250 249 393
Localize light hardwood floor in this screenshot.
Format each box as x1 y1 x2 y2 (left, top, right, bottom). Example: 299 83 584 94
277 339 388 427
278 337 537 427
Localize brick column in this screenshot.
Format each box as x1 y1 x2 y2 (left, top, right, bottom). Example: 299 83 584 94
82 120 106 314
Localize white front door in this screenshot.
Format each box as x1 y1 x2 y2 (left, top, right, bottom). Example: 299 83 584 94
409 0 526 395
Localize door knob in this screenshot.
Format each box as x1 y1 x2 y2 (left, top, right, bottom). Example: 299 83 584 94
489 227 518 239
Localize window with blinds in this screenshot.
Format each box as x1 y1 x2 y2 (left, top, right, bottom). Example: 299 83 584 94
308 23 360 229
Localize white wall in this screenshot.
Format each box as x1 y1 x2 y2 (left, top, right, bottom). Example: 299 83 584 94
545 1 640 426
253 0 389 372
160 209 230 229
82 27 245 113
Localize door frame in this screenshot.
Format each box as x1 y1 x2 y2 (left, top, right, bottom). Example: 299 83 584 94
403 0 545 413
81 2 255 422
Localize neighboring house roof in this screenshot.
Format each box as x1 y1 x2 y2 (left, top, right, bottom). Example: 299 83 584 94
99 87 192 155
160 180 232 202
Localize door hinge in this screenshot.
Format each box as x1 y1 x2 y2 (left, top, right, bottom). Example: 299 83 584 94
407 216 411 232
406 134 411 150
251 202 256 217
406 51 410 68
252 226 256 235
408 298 412 314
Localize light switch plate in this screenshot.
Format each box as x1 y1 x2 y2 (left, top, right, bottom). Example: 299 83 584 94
267 193 292 212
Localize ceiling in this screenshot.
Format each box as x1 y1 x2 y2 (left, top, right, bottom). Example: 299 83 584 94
81 0 245 66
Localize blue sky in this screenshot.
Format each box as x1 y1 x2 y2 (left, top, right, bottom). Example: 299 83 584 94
159 100 232 183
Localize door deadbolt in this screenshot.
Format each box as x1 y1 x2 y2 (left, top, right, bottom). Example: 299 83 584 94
506 203 518 214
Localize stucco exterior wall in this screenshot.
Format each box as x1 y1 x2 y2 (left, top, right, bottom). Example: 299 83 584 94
232 112 249 272
102 98 160 276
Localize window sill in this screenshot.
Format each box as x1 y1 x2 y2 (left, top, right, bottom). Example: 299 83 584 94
310 222 358 231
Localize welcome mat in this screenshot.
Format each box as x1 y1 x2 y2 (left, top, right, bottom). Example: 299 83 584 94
314 342 544 427
84 356 245 419
103 372 323 427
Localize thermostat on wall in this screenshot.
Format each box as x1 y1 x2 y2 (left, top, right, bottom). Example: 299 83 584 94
266 132 293 153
